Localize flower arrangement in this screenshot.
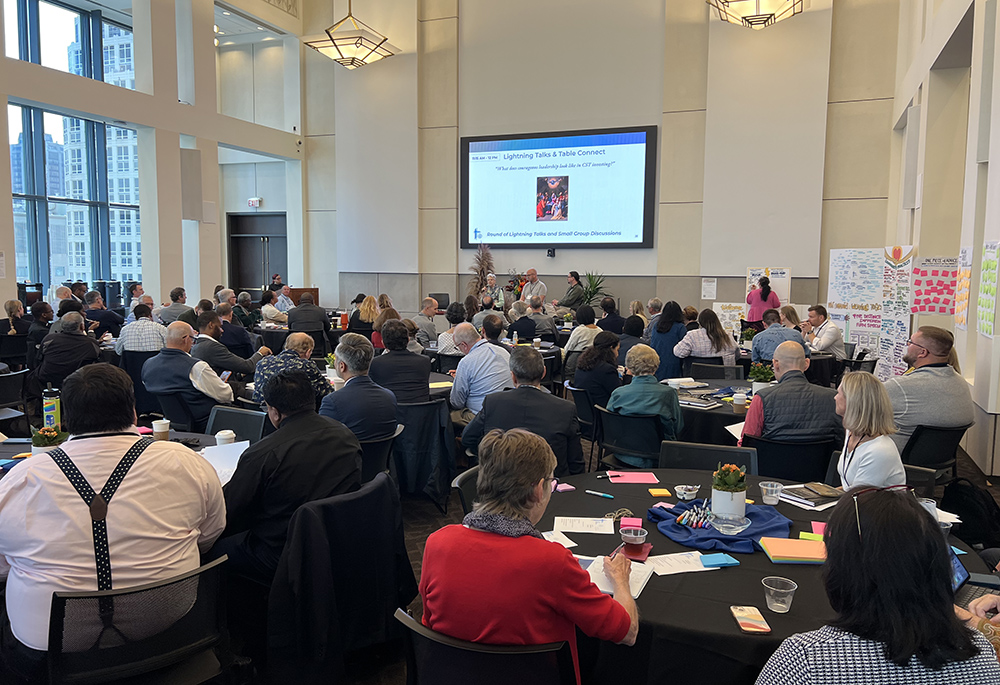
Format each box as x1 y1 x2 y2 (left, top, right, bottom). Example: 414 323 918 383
325 353 336 368
748 363 775 383
32 425 68 448
506 269 527 299
712 463 748 493
740 328 757 342
563 312 573 322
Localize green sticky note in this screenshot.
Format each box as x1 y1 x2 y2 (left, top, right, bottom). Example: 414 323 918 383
799 532 824 541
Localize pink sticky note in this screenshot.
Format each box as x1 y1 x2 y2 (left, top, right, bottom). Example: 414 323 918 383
811 521 826 535
607 471 660 484
652 502 675 510
933 297 941 304
932 269 940 277
555 483 575 492
620 517 643 529
137 426 153 434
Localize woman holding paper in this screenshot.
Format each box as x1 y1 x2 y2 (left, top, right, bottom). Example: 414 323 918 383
834 371 905 490
420 429 638 682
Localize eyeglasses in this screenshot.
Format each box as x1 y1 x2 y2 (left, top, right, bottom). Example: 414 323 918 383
852 485 914 540
905 338 928 352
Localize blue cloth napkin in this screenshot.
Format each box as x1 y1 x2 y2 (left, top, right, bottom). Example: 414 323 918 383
647 498 792 554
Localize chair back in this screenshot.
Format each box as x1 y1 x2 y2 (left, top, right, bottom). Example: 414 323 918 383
436 354 463 375
153 393 199 433
118 350 160 416
742 435 838 483
595 406 663 464
842 358 878 374
900 423 972 471
47 556 228 685
451 466 479 515
562 351 582 383
395 609 574 685
307 330 327 358
658 440 758 475
205 405 269 445
393 398 457 510
682 356 721 376
0 333 28 365
564 382 597 440
691 362 743 380
360 424 405 482
843 342 857 359
0 368 29 410
904 463 937 499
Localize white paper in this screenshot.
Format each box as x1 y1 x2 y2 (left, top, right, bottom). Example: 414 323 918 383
553 516 615 535
937 508 963 524
645 551 719 577
200 440 249 486
542 530 578 548
725 422 745 440
701 277 717 300
579 556 655 598
777 494 838 512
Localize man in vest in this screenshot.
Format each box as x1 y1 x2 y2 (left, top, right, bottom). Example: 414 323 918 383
740 341 843 445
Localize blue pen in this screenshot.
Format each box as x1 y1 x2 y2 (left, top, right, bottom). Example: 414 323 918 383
585 489 614 499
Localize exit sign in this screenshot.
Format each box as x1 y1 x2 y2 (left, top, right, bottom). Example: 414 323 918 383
248 197 262 208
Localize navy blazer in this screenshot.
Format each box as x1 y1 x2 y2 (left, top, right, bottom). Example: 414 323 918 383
318 375 397 441
369 350 432 403
220 320 255 359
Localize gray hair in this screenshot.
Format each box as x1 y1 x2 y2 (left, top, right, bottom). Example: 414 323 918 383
284 332 315 356
528 295 543 310
237 291 252 306
510 301 529 321
217 288 234 303
509 346 544 385
453 322 480 347
60 311 85 334
335 332 374 374
83 291 101 306
647 298 663 314
625 343 659 376
475 429 557 519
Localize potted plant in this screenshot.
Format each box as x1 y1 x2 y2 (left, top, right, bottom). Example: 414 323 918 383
739 327 756 351
711 462 748 518
31 425 68 455
748 362 775 395
581 272 611 306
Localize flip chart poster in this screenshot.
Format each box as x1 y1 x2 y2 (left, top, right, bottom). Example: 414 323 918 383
978 241 999 338
746 267 791 305
911 257 958 315
827 248 883 345
713 302 747 338
877 246 914 381
955 247 973 330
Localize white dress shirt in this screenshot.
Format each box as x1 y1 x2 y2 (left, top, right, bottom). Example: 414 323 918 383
0 431 226 650
262 303 287 323
806 319 847 360
275 294 295 312
190 358 234 403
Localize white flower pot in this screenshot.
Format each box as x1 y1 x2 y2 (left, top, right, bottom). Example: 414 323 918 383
752 381 770 395
711 488 747 518
31 445 51 455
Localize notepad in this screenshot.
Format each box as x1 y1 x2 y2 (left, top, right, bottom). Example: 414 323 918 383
579 556 654 598
799 532 824 541
700 553 739 568
648 488 672 497
645 551 718 577
619 517 644 530
200 440 249 486
542 531 577 548
607 471 659 484
759 537 826 564
811 521 826 536
952 546 968 556
428 381 453 389
553 517 614 535
725 422 745 440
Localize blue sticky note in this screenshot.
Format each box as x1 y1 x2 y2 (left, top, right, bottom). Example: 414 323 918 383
701 553 740 568
952 546 968 556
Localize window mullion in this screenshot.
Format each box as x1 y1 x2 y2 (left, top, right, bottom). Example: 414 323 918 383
24 0 39 64
88 9 101 81
93 120 110 280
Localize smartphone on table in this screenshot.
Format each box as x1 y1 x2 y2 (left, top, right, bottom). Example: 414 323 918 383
731 606 771 634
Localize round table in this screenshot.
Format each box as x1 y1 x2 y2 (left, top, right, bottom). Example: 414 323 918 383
678 379 749 446
428 372 454 399
804 353 836 387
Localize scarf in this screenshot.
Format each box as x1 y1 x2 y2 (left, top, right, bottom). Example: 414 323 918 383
463 510 544 539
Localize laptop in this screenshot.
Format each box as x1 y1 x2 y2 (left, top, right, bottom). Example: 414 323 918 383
950 545 1000 609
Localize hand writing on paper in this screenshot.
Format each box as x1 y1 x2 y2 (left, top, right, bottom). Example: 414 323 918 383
603 553 631 588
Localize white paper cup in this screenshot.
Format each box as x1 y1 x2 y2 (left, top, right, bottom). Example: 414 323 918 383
216 429 236 445
152 419 170 441
733 393 747 406
533 338 542 348
667 380 682 389
332 377 346 391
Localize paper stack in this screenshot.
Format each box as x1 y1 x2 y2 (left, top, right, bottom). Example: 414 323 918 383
759 537 826 564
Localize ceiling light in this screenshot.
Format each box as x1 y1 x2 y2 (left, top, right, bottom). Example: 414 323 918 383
222 10 231 15
256 26 264 30
304 0 399 69
218 31 224 35
706 0 803 30
214 24 219 32
214 38 219 46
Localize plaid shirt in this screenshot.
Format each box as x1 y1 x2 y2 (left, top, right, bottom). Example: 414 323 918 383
673 328 736 365
252 349 332 404
115 318 167 354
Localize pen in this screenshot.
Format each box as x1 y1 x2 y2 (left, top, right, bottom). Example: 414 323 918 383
609 542 625 559
585 490 614 499
595 475 610 479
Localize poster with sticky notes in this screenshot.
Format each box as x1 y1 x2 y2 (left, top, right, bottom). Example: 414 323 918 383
911 257 959 315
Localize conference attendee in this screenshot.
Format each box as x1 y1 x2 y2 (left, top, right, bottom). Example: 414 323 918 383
518 268 547 302
552 271 586 312
287 292 331 333
25 301 53 369
371 307 400 350
215 288 237 309
83 290 124 338
617 315 644 367
211 284 224 306
0 364 226 678
573 331 621 411
115 304 167 354
348 292 366 315
505 300 536 341
177 298 214 329
158 286 192 324
740 341 842 445
268 274 283 291
482 314 513 353
751 308 810 362
319 333 397 441
126 281 143 310
597 297 625 334
124 295 159 324
471 295 497 331
70 281 87 303
377 293 393 312
0 299 30 336
563 304 601 382
673 308 737 368
252 332 331 407
260 290 287 324
649 300 687 380
683 306 699 331
402 318 425 353
369 320 432 403
462 348 584 476
746 276 781 323
884 326 975 452
462 295 480 324
35 313 102 388
217 303 256 358
421 429 637 683
606 344 683 467
347 294 377 339
414 297 438 348
528 295 558 340
756 488 1000 685
53 285 72 314
480 273 505 310
629 300 648 326
233 291 255 328
641 297 662 343
275 285 295 313
834 370 905 490
436 301 470 355
192 310 270 386
779 304 802 332
450 323 511 426
801 304 847 359
55 298 99 336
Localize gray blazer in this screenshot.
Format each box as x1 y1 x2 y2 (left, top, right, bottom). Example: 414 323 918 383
287 303 331 332
192 335 262 377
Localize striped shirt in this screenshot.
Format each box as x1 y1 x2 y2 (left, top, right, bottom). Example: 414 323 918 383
115 318 167 354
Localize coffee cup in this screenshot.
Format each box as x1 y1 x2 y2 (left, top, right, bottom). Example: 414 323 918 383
216 429 236 445
332 377 346 391
733 393 747 406
152 419 170 441
533 338 541 348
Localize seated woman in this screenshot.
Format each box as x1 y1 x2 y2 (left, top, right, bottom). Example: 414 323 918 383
606 344 684 468
779 304 803 333
506 301 536 341
573 331 621 410
629 300 648 326
835 371 905 489
347 295 378 339
0 299 31 335
649 301 687 380
377 293 393 312
401 318 424 354
259 290 287 324
757 488 1000 684
420 429 637 681
563 305 601 381
683 306 699 331
618 315 645 367
371 307 400 350
673 308 737 370
437 302 469 355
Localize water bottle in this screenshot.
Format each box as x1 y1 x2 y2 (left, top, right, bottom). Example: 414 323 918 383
513 331 519 345
42 384 61 430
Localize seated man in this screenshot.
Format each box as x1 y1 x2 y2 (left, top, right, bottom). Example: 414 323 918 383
115 303 167 355
35 312 102 388
125 295 160 324
421 429 636 683
596 297 625 335
126 281 144 311
177 298 214 329
482 314 513 352
0 364 225 680
158 286 192 324
884 326 975 452
83 290 124 338
462 347 584 476
252 332 332 407
414 297 438 348
751 308 810 362
741 341 843 444
142 321 233 429
233 292 255 329
209 371 361 584
369 320 432 403
287 292 330 332
450 323 512 427
801 304 847 360
217 302 255 358
618 315 644 367
527 295 558 341
319 333 397 441
26 301 53 369
275 285 295 313
192 310 269 380
471 295 496 331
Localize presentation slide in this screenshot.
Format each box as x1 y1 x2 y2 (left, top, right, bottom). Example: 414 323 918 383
460 126 657 249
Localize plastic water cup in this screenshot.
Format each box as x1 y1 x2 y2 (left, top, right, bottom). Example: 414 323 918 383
940 521 953 538
762 577 797 613
759 481 783 505
152 419 170 441
918 498 938 519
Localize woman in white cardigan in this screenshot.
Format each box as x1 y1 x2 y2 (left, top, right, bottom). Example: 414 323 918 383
835 371 905 490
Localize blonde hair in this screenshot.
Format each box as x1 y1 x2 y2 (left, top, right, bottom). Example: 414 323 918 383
625 343 659 376
630 300 648 322
474 429 557 519
359 295 378 323
4 300 22 318
840 371 897 437
780 305 800 327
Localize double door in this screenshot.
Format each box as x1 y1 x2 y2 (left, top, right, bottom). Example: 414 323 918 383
228 213 287 295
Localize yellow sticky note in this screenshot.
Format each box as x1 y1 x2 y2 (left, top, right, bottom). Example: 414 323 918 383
648 488 672 497
799 532 824 541
745 499 755 504
428 382 453 388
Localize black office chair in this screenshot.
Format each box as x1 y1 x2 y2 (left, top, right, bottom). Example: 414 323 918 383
742 435 838 483
47 556 229 685
152 393 200 433
690 363 744 380
682 356 721 376
394 609 575 685
841 358 878 374
564 382 600 471
595 406 663 470
436 354 463 375
0 368 28 411
205 405 269 445
452 465 479 515
393 398 456 512
306 330 327 358
900 423 972 481
843 342 857 359
0 333 28 368
905 463 938 499
360 424 405 482
658 440 759 475
118 350 160 416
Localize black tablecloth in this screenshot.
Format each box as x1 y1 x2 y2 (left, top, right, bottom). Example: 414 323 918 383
804 353 836 388
678 380 748 446
429 372 453 399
